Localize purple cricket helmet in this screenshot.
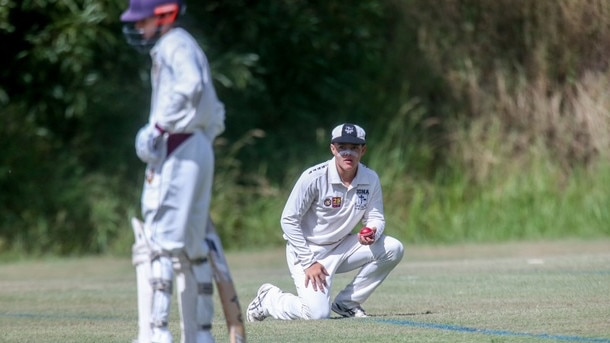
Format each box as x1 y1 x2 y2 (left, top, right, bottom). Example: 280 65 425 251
120 0 184 53
120 0 183 22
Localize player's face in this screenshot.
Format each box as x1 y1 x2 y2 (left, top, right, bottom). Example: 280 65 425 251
135 16 160 40
331 143 366 170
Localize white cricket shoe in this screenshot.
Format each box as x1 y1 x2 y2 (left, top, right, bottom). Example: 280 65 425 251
151 327 172 343
331 302 368 318
247 283 277 322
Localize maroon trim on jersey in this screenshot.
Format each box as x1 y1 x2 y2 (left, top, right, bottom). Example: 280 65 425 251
167 133 193 155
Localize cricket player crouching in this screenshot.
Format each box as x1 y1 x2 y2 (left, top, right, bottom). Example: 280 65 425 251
246 123 405 321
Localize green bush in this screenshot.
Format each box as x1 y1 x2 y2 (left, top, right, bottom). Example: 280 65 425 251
2 1 609 258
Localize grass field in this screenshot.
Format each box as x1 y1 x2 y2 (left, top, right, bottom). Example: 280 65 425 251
1 239 609 343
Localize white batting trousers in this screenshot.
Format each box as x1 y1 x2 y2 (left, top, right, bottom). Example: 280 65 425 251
142 131 213 260
266 234 404 320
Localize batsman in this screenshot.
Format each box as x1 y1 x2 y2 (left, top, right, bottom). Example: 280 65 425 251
119 0 244 342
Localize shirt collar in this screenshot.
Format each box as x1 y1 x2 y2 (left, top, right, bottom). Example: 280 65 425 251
328 157 342 184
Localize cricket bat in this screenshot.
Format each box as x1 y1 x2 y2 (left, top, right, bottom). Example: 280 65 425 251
206 219 246 343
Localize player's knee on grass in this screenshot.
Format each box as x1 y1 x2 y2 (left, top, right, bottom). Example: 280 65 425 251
302 303 331 320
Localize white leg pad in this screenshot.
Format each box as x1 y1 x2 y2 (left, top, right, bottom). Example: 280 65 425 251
134 260 153 343
132 218 153 343
151 253 174 343
194 260 214 343
174 255 215 343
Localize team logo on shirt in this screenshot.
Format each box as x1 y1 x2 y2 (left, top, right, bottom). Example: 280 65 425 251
355 189 369 210
324 197 342 208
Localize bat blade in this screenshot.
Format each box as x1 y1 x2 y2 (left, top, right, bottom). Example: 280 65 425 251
207 221 246 343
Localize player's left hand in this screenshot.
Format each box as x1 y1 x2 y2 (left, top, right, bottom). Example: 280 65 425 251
135 123 167 165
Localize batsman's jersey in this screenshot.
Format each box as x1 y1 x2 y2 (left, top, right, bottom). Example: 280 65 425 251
281 157 385 268
141 28 223 260
149 28 225 140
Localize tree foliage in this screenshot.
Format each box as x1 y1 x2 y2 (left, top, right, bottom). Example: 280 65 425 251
1 0 608 256
1 0 402 254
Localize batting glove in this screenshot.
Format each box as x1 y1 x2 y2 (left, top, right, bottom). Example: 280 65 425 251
135 123 167 165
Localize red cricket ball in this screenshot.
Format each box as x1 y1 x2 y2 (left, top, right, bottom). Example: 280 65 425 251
359 227 374 237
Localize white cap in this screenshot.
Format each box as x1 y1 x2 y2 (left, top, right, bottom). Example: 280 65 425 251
331 123 366 145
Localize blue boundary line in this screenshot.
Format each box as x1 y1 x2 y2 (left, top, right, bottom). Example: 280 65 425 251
378 319 610 343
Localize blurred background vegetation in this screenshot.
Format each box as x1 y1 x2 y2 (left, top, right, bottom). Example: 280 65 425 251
1 0 609 258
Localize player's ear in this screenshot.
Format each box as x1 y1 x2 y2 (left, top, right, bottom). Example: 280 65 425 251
330 143 337 154
360 145 367 156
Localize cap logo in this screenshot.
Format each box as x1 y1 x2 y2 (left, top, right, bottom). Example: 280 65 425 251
344 125 355 136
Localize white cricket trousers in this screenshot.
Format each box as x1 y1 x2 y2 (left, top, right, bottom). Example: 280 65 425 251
267 234 404 320
142 131 214 260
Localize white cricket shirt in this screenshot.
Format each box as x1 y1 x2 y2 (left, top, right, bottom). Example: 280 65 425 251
281 157 386 268
149 28 224 139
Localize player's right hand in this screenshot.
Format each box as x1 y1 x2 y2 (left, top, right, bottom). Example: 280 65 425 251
304 262 329 293
359 227 376 245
